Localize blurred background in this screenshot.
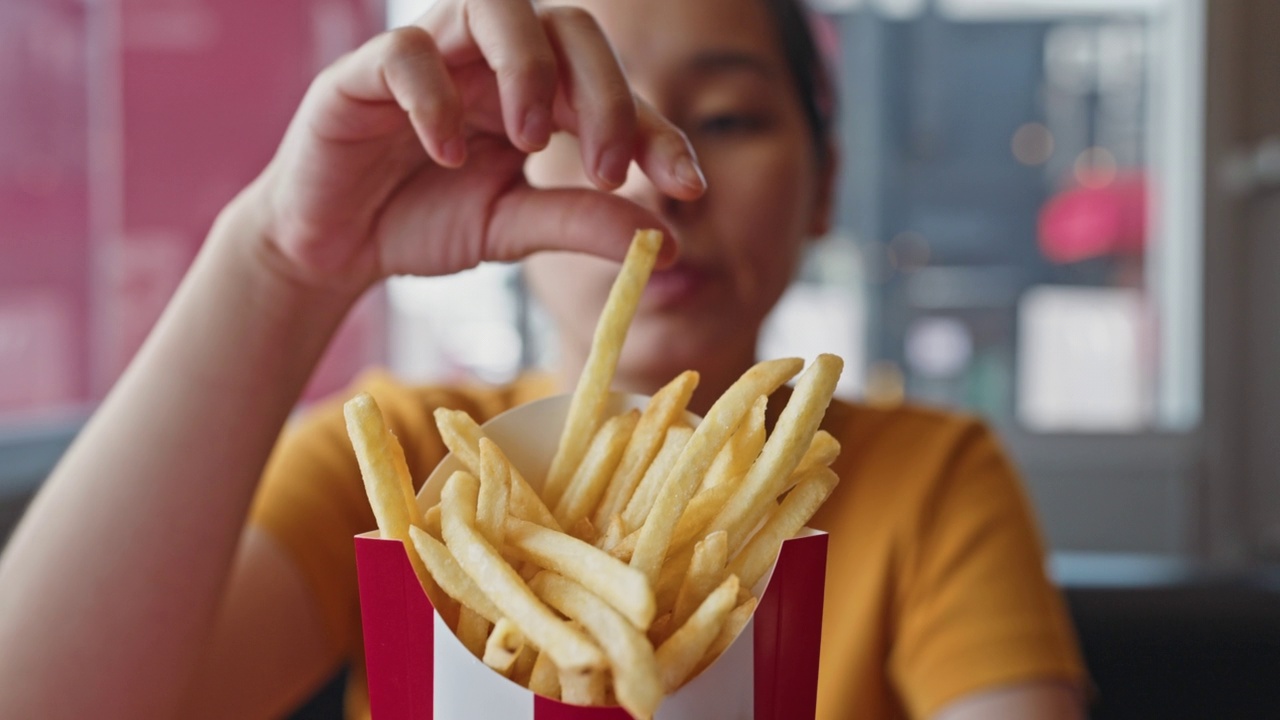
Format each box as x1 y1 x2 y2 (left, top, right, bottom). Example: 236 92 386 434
2 0 1278 716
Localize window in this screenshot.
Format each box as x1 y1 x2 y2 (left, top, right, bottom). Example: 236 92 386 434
2 0 1215 558
827 0 1207 553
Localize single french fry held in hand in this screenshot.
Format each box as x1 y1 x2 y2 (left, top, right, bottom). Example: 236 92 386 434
593 370 700 529
728 467 840 590
483 618 526 675
545 229 664 507
654 574 740 693
555 409 640 529
504 516 656 630
707 353 844 551
440 470 605 672
530 572 664 720
630 358 804 585
435 407 562 531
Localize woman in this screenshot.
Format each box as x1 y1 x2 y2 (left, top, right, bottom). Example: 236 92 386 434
0 0 1086 717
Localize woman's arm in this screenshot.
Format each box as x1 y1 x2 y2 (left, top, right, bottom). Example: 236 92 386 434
0 2 703 716
0 195 358 718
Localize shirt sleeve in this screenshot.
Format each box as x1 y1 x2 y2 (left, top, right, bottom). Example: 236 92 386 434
889 421 1086 718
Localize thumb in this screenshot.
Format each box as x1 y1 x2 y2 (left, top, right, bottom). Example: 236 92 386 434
484 186 678 267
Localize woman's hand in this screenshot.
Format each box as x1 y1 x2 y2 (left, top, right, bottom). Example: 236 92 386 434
252 0 704 293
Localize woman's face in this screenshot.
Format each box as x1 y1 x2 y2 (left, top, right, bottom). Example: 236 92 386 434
525 0 832 391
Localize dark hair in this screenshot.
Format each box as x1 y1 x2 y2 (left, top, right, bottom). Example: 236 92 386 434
759 0 836 167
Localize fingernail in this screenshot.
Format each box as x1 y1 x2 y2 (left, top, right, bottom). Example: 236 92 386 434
674 155 705 191
441 137 466 166
598 145 631 186
521 105 551 149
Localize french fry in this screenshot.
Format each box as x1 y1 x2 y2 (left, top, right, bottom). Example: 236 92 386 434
670 531 729 636
504 516 655 630
529 651 561 699
440 471 604 672
773 430 841 503
698 395 767 492
422 504 442 540
654 574 740 693
630 358 804 585
434 407 562 531
727 467 839 591
611 396 765 559
569 516 597 544
560 665 607 707
620 426 692 534
608 530 636 562
409 526 502 624
706 354 843 551
531 572 663 720
344 393 440 600
477 438 510 549
510 646 537 686
593 371 700 529
654 545 695 614
483 618 525 674
693 596 758 677
794 429 841 477
599 513 625 552
457 607 491 659
545 230 664 507
555 409 640 529
646 613 672 647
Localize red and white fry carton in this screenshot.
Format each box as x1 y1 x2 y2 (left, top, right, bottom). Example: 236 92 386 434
355 393 828 719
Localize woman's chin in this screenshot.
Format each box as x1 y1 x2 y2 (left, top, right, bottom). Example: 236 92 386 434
618 319 745 388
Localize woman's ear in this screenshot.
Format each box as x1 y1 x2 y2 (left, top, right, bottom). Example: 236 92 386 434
807 142 839 239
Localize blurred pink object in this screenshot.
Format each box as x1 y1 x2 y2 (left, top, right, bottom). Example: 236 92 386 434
1038 172 1148 264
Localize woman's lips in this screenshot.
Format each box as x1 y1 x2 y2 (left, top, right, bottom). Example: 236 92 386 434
643 263 711 308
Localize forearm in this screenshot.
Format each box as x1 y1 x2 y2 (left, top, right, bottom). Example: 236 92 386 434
0 184 364 718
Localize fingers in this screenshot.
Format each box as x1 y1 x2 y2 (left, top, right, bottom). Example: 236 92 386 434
541 7 636 189
312 26 465 167
632 98 707 201
542 8 704 200
423 0 559 153
420 2 704 200
486 186 679 267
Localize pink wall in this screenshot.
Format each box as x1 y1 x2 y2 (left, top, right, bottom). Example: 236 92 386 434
0 0 385 417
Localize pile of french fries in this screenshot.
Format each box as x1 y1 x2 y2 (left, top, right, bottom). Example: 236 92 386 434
346 230 844 719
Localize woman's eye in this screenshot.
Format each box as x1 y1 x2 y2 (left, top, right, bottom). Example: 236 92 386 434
697 113 765 135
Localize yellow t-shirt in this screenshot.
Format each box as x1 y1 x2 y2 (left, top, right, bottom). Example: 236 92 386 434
250 369 1084 719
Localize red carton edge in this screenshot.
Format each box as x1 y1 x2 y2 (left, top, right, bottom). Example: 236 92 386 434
355 530 828 719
